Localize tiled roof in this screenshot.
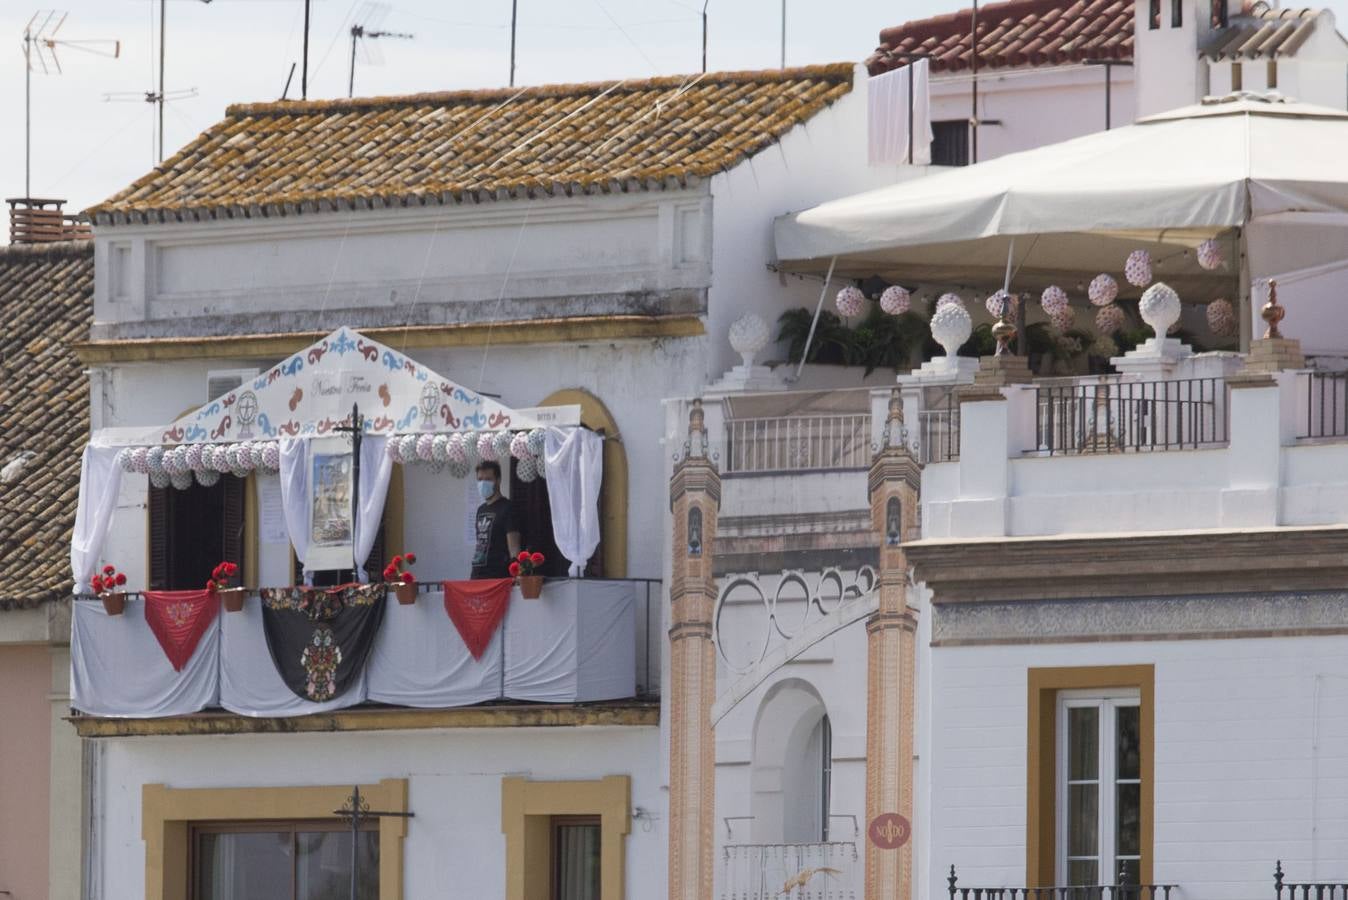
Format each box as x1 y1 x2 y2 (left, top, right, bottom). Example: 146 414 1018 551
1202 6 1332 60
88 65 855 224
0 241 92 610
867 0 1133 75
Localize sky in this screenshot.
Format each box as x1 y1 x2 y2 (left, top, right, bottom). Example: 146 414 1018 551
1 0 927 217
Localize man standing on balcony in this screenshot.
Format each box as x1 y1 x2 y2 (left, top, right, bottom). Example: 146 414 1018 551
471 460 522 579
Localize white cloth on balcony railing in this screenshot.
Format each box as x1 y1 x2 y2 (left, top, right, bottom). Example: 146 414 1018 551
544 427 603 577
278 438 313 583
70 445 124 593
504 579 635 703
354 436 393 583
367 590 504 707
70 599 218 717
219 595 368 717
867 59 933 165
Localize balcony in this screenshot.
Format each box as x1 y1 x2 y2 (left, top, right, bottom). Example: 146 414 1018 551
719 841 860 900
946 867 1177 900
69 578 660 734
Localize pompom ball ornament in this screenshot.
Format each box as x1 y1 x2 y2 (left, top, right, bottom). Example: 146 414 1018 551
222 445 240 471
160 447 181 475
170 471 194 491
416 434 435 462
447 457 470 479
492 431 513 461
150 470 171 490
835 285 866 318
510 432 531 460
232 467 251 480
1197 239 1225 272
534 453 547 479
985 290 1017 319
261 442 280 473
146 446 166 474
431 434 449 463
936 292 964 311
1206 298 1237 338
212 445 234 474
1125 250 1153 287
1041 285 1069 315
249 442 267 468
131 447 150 474
1139 282 1182 338
477 432 497 461
1095 304 1126 335
1049 306 1076 333
461 432 479 464
1088 274 1118 307
387 439 404 464
399 434 419 464
445 433 467 464
195 468 221 488
880 285 911 315
930 301 973 357
527 428 546 456
117 447 136 473
516 455 538 483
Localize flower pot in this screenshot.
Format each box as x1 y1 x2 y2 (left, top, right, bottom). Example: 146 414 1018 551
100 591 126 616
218 587 247 613
393 582 418 605
518 575 544 600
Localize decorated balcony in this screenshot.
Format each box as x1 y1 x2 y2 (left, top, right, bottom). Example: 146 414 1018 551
718 841 860 900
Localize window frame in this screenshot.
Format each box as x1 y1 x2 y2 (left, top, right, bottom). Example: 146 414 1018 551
189 818 379 900
500 775 630 900
550 814 603 900
1054 689 1141 887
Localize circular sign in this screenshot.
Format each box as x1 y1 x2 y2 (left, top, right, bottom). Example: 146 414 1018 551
868 813 911 850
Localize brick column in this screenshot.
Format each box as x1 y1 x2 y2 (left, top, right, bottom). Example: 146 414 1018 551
668 399 719 900
865 389 921 900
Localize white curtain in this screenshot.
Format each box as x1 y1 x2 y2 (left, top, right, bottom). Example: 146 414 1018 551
278 438 312 583
70 445 124 593
867 59 933 166
354 436 393 582
70 599 219 717
544 427 603 577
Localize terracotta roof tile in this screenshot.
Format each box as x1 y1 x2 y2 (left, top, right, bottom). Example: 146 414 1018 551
88 65 854 224
1202 6 1334 60
867 0 1134 75
0 241 92 610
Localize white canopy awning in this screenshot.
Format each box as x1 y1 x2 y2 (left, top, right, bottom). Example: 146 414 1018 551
773 94 1348 297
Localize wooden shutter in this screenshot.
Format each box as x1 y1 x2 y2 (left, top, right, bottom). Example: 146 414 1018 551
222 475 245 583
148 485 171 590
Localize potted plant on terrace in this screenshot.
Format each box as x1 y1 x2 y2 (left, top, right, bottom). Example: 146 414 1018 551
510 551 545 599
207 561 245 612
383 553 418 605
91 564 128 616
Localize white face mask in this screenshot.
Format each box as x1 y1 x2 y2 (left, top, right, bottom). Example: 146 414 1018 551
477 479 495 500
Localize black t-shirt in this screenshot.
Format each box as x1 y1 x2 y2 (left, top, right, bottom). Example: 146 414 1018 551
471 496 517 579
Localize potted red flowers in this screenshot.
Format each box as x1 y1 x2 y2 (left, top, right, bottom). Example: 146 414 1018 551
90 564 128 616
207 561 244 612
383 553 417 605
509 551 546 599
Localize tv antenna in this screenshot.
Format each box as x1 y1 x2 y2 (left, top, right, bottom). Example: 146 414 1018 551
347 3 413 98
21 11 121 199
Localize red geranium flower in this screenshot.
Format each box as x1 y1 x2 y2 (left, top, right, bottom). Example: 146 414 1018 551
517 551 529 562
225 562 238 576
115 573 127 586
392 555 402 566
508 561 521 577
402 572 416 584
91 575 103 592
404 552 416 564
102 564 115 575
530 552 544 566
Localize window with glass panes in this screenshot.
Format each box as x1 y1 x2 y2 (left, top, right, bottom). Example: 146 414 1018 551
192 821 378 900
1058 690 1141 887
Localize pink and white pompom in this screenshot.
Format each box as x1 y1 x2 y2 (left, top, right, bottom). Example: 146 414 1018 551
1196 239 1225 272
835 285 866 318
533 453 547 479
447 457 471 479
236 443 257 472
1049 306 1076 333
461 432 480 464
1088 274 1118 307
445 433 467 464
510 432 531 460
1206 298 1237 338
431 434 449 463
1041 285 1069 315
526 428 546 456
170 471 194 491
516 455 538 483
160 447 182 475
212 445 235 474
249 442 268 468
150 469 172 489
261 442 280 472
985 290 1017 319
879 285 910 315
477 432 498 461
1095 304 1126 335
117 447 136 472
936 292 964 311
386 438 404 463
195 468 221 488
492 431 513 461
146 446 166 474
221 445 240 471
130 447 150 474
1125 250 1153 287
399 434 419 463
185 444 205 472
416 433 436 462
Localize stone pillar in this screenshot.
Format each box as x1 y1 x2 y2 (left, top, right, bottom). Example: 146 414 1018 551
668 399 720 900
865 389 922 900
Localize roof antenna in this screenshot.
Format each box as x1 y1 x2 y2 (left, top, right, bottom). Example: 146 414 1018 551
348 3 413 98
281 61 297 100
510 0 518 86
701 0 711 72
21 10 121 198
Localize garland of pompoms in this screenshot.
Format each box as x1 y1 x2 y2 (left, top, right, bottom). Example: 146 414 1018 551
388 428 548 481
117 440 282 489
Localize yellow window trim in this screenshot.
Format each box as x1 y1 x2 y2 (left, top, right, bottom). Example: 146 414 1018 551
500 775 630 900
142 779 408 900
1026 665 1154 888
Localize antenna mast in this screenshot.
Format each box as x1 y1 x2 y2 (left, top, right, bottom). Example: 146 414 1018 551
21 10 121 199
347 3 413 98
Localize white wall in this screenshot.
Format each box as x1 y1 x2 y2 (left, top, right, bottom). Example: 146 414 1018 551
91 726 664 899
928 634 1348 899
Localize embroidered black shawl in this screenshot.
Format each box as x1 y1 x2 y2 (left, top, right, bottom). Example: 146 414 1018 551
259 583 386 702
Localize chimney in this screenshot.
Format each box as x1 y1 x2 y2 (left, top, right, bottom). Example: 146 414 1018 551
6 197 91 244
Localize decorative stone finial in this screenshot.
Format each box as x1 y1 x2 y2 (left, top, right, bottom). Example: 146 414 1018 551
687 398 707 458
887 388 903 427
1261 279 1285 339
930 302 973 359
728 313 770 369
1139 282 1181 338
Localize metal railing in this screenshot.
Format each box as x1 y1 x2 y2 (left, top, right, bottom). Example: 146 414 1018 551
720 842 860 900
1032 377 1227 455
948 866 1176 900
1301 371 1348 439
724 414 871 474
918 407 960 463
1275 860 1348 900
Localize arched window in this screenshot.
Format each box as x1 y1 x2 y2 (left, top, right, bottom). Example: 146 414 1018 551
750 680 832 844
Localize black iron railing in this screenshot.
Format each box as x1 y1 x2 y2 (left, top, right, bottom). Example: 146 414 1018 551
1275 860 1348 900
1033 377 1227 455
948 866 1176 900
1301 371 1348 439
919 389 960 463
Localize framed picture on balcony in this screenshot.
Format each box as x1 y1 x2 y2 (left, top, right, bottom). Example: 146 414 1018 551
306 437 355 572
